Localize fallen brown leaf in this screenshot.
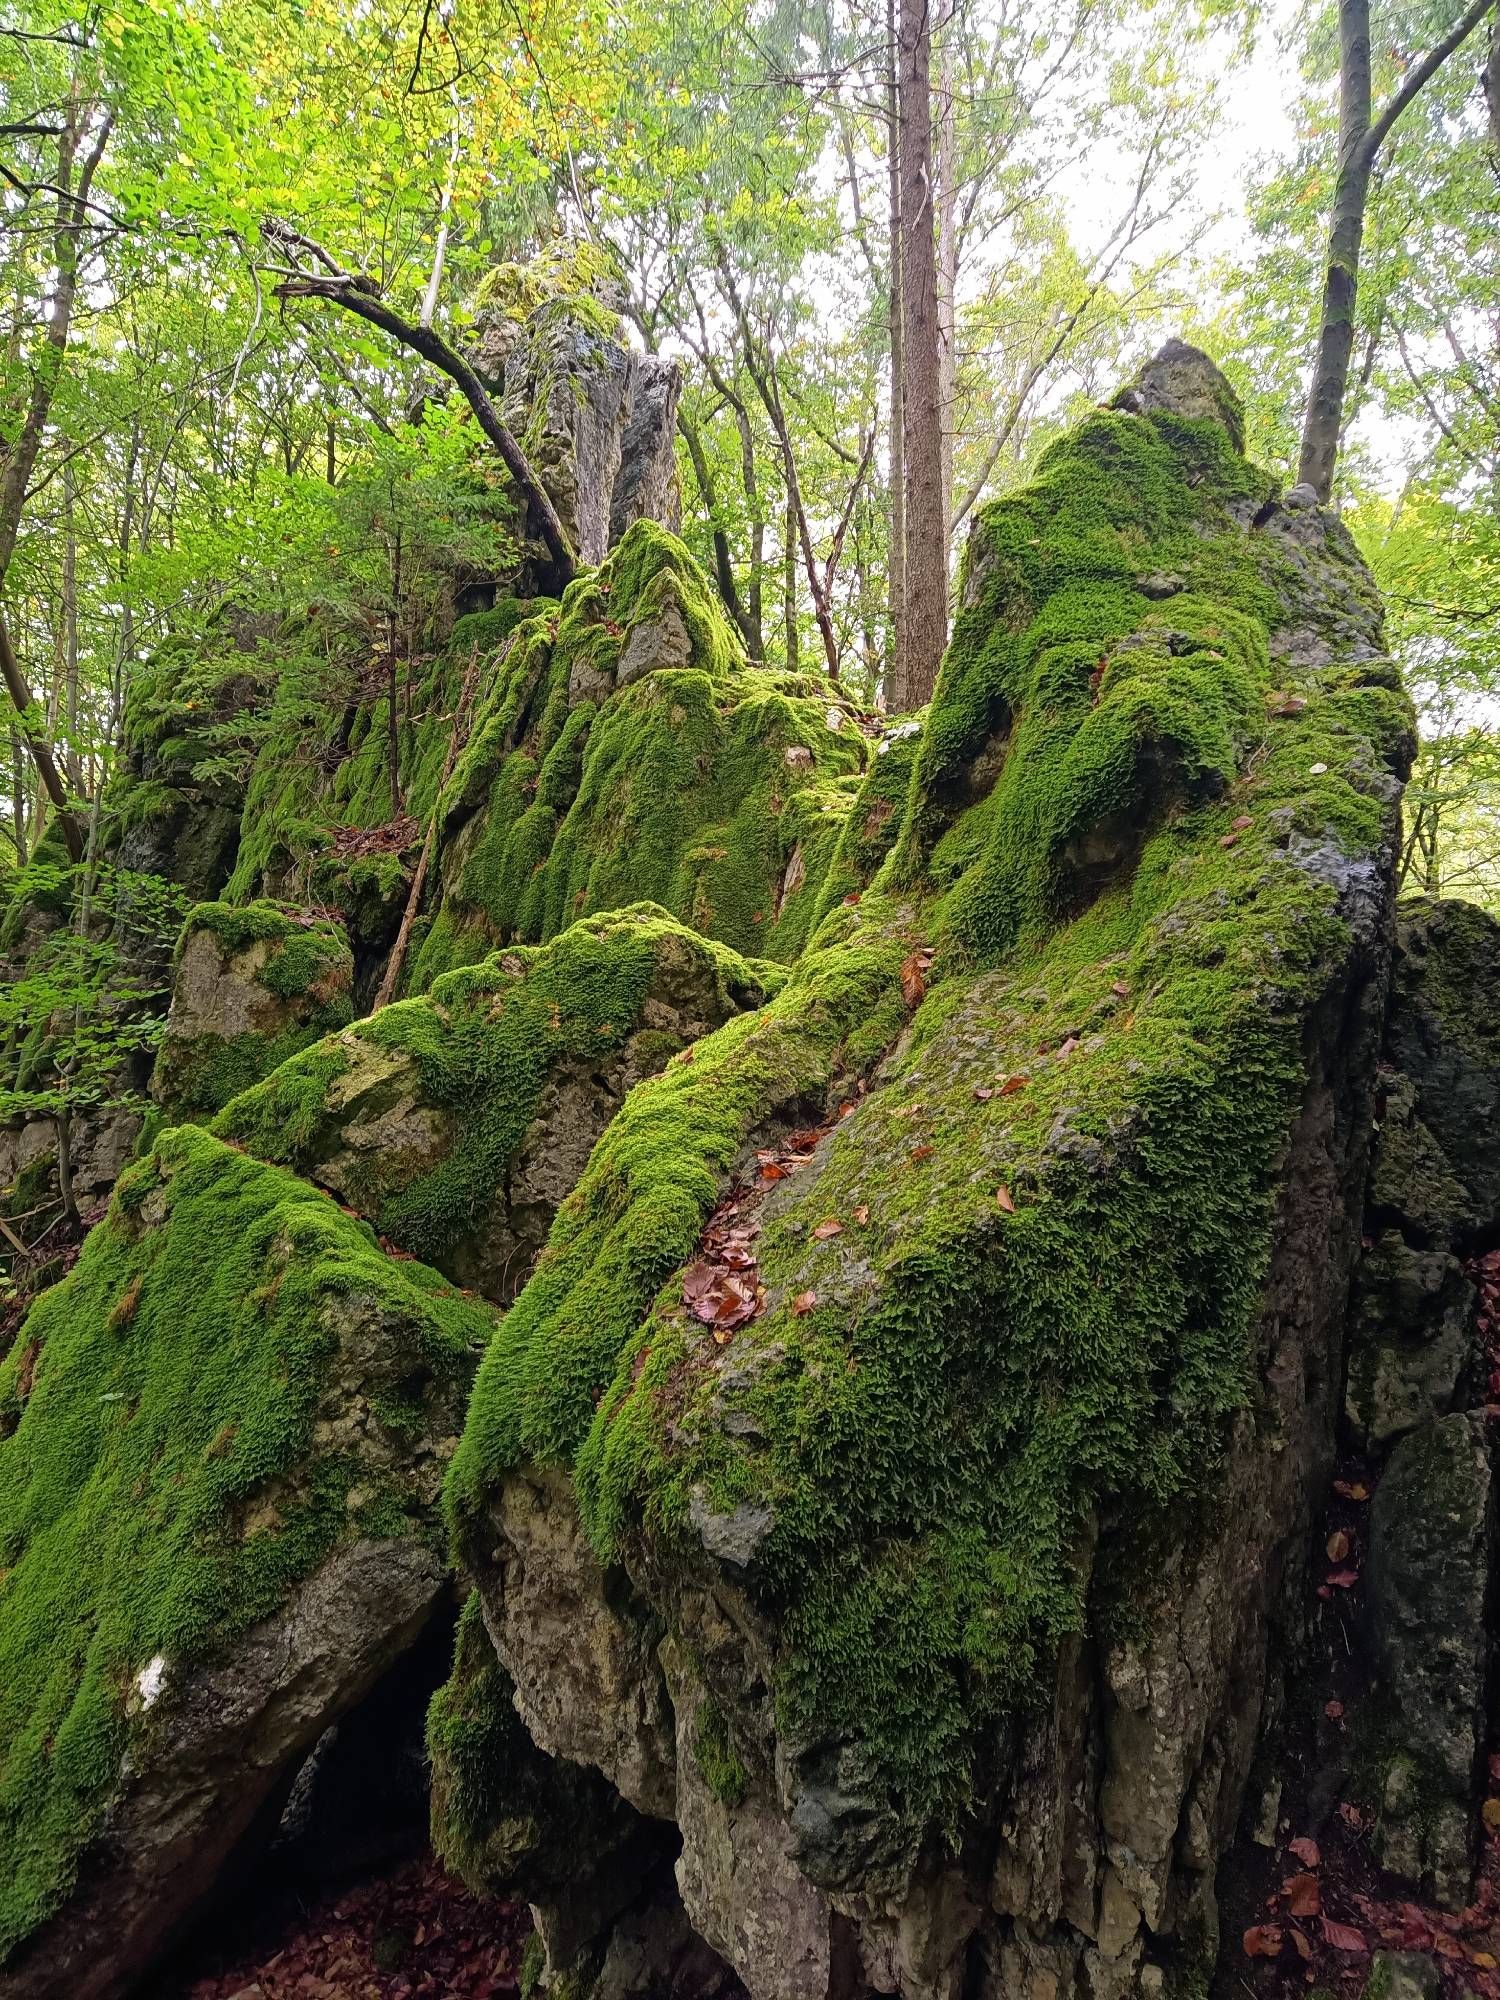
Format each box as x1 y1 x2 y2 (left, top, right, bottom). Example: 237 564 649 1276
1285 1873 1321 1918
811 1217 844 1241
1326 1529 1350 1561
792 1290 817 1316
1287 1837 1321 1868
1321 1919 1367 1955
1243 1925 1283 1959
996 1186 1016 1214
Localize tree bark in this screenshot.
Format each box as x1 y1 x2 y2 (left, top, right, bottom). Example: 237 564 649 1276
0 606 82 860
898 0 948 703
271 248 576 587
885 0 907 710
677 410 761 655
936 1 958 567
1297 0 1491 499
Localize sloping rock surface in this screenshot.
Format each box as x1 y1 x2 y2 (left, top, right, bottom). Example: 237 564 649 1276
440 345 1417 1998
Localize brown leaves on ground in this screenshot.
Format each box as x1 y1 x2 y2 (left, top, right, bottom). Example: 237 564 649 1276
683 1118 843 1344
183 1856 530 2000
1243 1925 1283 1959
811 1217 843 1240
899 946 934 1009
329 815 421 861
995 1186 1016 1214
1285 1873 1322 1919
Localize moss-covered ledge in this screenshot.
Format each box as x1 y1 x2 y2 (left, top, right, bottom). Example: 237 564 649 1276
0 1124 492 1976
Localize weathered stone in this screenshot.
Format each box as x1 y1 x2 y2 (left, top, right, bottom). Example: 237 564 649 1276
1345 1233 1475 1445
0 1125 488 1997
213 907 771 1302
151 903 354 1127
1368 1412 1494 1906
1363 1950 1442 2000
1108 337 1245 451
442 339 1410 2000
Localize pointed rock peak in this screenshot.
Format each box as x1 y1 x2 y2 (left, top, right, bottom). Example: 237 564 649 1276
1111 337 1246 453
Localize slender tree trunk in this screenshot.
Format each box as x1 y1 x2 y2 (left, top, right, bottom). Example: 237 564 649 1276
677 410 760 654
885 0 907 710
326 416 337 485
9 726 27 864
898 0 948 703
936 2 958 567
62 464 81 792
1487 9 1499 150
783 483 800 674
1297 0 1373 502
0 607 82 860
1297 0 1491 498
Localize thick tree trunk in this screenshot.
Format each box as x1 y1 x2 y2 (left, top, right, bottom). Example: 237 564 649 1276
885 0 907 710
898 0 948 705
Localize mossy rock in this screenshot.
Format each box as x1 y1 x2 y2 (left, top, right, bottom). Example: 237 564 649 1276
214 905 777 1300
441 344 1414 1987
413 521 870 988
150 900 355 1127
0 1123 492 1996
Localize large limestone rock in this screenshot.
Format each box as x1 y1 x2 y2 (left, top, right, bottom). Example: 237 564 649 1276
0 1125 492 1999
486 292 681 572
441 344 1416 1997
213 905 776 1300
150 900 354 1126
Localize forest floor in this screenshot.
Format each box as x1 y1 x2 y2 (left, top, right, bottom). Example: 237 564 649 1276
168 1855 532 2000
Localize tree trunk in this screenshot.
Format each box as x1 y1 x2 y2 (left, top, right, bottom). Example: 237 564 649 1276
898 0 948 703
1297 0 1372 502
936 2 958 567
0 607 82 860
1297 0 1492 499
885 0 907 710
784 483 800 674
62 463 81 792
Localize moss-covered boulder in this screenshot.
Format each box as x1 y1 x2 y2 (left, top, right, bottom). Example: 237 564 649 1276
410 521 884 988
213 905 777 1300
0 1124 492 1999
150 900 355 1127
441 345 1414 2000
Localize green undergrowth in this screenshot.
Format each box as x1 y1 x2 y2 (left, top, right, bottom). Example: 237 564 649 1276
215 905 777 1270
445 374 1415 1878
0 1124 491 1960
152 902 354 1125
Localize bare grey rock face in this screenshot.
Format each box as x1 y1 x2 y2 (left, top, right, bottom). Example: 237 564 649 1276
501 308 681 571
1368 1412 1494 1906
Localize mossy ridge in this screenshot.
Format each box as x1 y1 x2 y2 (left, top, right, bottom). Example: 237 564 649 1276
419 522 869 983
444 896 916 1528
215 904 777 1272
0 1123 492 1960
445 388 1412 1876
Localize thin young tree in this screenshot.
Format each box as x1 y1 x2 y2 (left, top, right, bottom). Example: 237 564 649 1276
1297 0 1492 500
897 0 947 704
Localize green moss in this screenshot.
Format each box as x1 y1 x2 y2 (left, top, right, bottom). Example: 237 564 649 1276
418 523 867 982
216 905 774 1271
0 1124 491 1961
152 904 354 1126
693 1698 748 1806
447 388 1412 1874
